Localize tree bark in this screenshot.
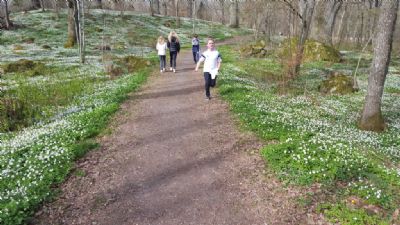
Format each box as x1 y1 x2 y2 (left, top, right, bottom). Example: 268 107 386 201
149 0 155 16
175 0 180 28
3 0 12 29
153 0 160 14
162 1 167 16
322 1 342 46
359 0 399 132
187 0 193 18
66 0 77 47
291 0 316 77
229 0 239 28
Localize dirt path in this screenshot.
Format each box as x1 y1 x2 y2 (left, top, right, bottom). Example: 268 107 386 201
33 49 310 225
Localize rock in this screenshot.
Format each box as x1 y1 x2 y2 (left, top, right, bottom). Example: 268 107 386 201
319 72 357 95
278 38 341 63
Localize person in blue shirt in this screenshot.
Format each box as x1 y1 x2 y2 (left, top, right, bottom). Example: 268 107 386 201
191 34 200 64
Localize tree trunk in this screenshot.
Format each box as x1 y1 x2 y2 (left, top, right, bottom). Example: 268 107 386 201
323 1 342 46
66 0 77 48
31 0 41 9
52 0 59 19
3 0 12 29
229 0 239 28
219 0 225 25
291 0 316 77
154 0 160 14
149 0 155 16
162 2 167 16
187 0 193 18
175 0 180 28
39 0 45 11
359 0 399 132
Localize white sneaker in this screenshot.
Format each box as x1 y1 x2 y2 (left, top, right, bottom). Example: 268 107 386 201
160 70 163 73
163 68 166 72
170 68 173 71
173 69 176 73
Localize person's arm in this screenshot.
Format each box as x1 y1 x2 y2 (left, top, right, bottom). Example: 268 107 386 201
195 54 205 71
217 54 222 71
177 42 180 53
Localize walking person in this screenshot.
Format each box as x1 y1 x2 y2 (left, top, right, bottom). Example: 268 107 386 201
191 34 200 63
167 31 180 73
156 36 167 73
195 38 222 100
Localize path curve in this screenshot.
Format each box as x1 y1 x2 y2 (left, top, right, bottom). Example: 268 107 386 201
33 48 308 225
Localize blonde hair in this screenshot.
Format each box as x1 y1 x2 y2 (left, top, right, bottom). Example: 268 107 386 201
168 31 179 43
157 36 165 44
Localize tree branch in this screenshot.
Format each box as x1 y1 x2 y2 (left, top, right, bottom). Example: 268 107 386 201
281 0 303 20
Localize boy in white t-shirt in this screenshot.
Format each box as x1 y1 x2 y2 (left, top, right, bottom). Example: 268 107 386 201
195 38 222 100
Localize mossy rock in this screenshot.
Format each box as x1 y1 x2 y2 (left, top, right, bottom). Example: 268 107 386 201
2 59 46 76
13 44 24 51
119 55 149 73
319 72 356 95
23 37 35 44
278 38 341 63
42 45 52 50
113 42 126 50
239 39 268 57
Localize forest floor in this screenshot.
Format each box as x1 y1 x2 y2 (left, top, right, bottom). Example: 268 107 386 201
32 44 320 225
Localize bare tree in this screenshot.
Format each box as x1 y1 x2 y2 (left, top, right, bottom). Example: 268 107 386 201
282 0 316 77
322 1 342 46
175 0 180 28
359 0 399 132
229 0 239 28
1 0 12 29
66 0 77 47
149 0 154 16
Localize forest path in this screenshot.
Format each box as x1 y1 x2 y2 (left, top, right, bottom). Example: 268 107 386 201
34 45 309 225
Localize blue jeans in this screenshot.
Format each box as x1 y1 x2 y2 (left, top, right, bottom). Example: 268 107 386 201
169 51 178 69
159 55 166 70
192 51 199 63
204 72 216 97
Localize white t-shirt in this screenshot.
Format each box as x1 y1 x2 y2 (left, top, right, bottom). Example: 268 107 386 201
156 42 167 56
199 49 222 73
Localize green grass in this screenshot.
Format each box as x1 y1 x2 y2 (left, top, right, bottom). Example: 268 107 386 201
217 42 400 223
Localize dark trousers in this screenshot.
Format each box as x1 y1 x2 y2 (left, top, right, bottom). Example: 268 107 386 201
169 51 178 69
159 55 166 70
192 51 199 63
204 72 217 97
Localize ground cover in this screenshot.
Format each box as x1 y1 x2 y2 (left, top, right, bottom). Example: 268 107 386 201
0 9 249 224
218 43 400 224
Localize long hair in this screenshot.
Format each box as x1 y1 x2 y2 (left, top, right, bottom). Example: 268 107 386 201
157 36 165 44
168 31 179 43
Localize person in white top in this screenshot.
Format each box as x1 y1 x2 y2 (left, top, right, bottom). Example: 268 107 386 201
156 36 167 73
195 38 222 100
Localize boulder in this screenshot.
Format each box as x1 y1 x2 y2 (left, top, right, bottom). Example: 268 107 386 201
319 72 356 95
278 38 341 63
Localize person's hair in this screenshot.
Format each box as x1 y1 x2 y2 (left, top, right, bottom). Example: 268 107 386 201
193 34 198 38
168 31 179 42
207 38 215 44
157 36 165 44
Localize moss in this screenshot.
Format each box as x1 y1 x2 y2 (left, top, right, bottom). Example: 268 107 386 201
319 73 355 95
278 38 341 63
64 37 75 48
22 37 35 43
239 39 269 58
2 59 46 76
42 44 52 50
13 44 24 51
